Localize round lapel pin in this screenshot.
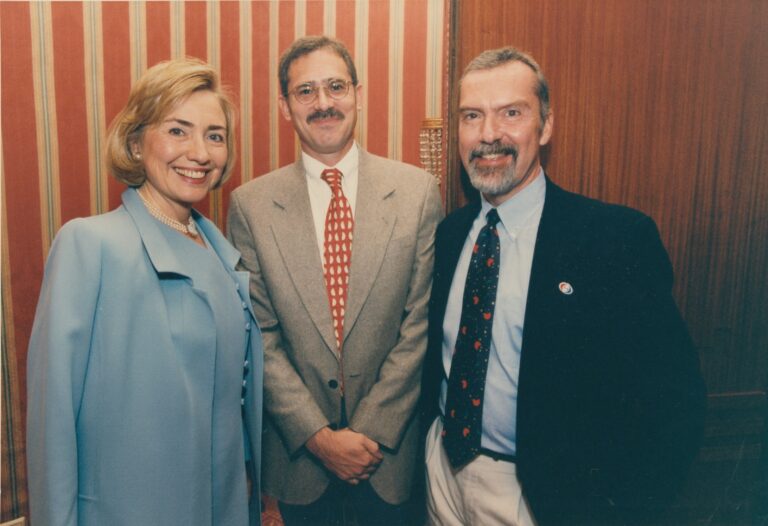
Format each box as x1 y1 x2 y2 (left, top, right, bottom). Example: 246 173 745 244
558 281 574 295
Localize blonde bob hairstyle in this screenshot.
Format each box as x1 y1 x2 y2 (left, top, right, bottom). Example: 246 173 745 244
105 58 236 188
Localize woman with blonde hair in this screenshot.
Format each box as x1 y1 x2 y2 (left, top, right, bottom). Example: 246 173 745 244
26 58 263 526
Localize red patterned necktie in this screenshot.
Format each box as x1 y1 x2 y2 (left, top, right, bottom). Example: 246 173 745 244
443 208 501 468
321 168 354 353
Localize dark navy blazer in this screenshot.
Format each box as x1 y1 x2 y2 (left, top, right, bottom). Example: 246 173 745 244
422 177 706 524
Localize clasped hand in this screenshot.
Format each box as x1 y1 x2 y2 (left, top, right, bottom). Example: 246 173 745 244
306 427 383 484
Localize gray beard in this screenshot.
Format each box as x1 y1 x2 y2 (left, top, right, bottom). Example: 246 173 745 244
467 163 519 197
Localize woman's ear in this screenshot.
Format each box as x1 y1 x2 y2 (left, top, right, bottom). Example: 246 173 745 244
130 142 142 161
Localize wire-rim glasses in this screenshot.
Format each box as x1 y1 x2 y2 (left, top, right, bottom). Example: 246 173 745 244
287 78 353 105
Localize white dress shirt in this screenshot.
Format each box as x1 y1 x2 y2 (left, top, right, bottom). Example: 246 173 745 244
303 145 359 260
439 169 546 456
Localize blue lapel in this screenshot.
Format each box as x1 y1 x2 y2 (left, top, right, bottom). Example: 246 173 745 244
195 209 257 323
121 188 256 322
122 187 195 278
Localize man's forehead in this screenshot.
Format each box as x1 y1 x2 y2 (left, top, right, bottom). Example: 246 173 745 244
289 49 348 82
460 62 538 104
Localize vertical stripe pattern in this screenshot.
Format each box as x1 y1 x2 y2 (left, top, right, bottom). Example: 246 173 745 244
0 1 448 520
129 1 146 83
389 0 405 160
427 0 446 117
30 1 61 256
240 0 253 183
83 1 108 214
324 0 336 36
354 0 369 149
171 1 184 59
269 1 280 170
207 0 222 224
1 153 27 520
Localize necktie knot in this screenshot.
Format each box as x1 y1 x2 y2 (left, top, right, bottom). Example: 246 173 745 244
486 208 500 227
321 168 343 194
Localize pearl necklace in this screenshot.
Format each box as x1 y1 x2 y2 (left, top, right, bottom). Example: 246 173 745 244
137 187 199 237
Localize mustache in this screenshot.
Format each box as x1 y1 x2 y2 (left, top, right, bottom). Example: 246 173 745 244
307 108 345 123
469 141 518 162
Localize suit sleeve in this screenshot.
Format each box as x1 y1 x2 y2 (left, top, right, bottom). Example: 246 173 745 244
227 191 331 454
349 176 444 449
26 221 102 526
607 214 706 507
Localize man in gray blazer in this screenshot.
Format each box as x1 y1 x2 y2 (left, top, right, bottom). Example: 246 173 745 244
228 36 443 525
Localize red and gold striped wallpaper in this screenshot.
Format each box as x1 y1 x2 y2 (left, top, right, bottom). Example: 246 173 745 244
0 1 449 519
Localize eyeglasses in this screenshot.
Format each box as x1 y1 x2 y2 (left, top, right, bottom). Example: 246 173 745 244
287 78 353 105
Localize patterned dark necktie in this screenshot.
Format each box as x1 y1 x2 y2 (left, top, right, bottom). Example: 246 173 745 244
443 208 501 468
321 168 354 354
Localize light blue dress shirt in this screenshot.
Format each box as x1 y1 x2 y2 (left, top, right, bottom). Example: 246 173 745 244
440 170 546 456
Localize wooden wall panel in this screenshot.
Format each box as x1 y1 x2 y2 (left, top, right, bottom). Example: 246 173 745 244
451 0 768 397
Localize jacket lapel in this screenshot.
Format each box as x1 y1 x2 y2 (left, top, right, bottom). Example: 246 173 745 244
344 152 397 339
124 187 258 322
521 178 580 352
433 201 480 323
425 201 479 397
122 188 195 279
442 202 479 284
196 213 258 323
267 161 338 354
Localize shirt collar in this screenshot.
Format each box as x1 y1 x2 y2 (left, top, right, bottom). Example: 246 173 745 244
481 167 546 228
302 143 359 180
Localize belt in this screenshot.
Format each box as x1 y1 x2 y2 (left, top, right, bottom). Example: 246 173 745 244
437 415 516 463
478 447 517 463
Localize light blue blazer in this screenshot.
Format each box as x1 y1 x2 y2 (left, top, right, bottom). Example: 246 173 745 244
26 188 263 526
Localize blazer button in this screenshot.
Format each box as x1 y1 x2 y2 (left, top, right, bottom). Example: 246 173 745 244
328 379 338 389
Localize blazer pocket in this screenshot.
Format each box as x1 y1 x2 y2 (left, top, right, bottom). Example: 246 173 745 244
383 236 416 261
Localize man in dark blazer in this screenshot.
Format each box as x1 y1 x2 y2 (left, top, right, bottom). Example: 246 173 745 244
228 36 442 525
421 46 706 525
